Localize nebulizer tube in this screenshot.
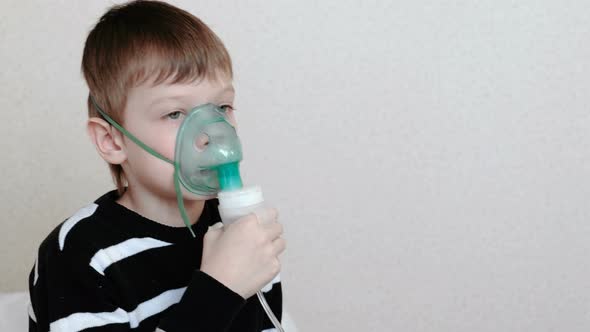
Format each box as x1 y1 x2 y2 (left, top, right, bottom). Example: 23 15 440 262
91 99 284 331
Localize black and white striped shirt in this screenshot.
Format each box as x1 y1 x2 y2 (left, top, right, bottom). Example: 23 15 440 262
28 190 282 332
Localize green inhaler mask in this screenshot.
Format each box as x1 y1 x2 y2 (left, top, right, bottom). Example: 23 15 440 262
90 97 244 236
174 103 243 194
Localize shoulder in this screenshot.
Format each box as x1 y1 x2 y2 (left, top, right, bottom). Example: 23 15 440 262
57 203 101 251
36 202 105 268
37 191 125 264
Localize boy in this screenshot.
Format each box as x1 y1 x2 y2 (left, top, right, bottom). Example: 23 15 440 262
28 1 286 331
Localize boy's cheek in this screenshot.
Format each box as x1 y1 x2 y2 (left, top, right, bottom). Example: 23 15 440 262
143 130 178 160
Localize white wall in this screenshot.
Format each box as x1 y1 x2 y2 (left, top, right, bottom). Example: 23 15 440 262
2 0 590 331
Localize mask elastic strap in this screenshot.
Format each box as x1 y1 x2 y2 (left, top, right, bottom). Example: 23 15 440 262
89 95 175 165
174 164 196 237
90 95 196 238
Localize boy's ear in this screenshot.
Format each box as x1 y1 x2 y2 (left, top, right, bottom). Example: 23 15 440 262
87 117 127 165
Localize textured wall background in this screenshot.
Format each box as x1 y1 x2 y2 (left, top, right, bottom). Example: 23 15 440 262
1 1 590 331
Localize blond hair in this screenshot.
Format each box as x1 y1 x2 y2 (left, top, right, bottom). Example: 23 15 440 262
81 0 233 195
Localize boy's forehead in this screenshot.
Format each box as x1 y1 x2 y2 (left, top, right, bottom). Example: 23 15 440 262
130 75 234 102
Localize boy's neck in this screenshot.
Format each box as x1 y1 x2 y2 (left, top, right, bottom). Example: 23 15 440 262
116 186 205 228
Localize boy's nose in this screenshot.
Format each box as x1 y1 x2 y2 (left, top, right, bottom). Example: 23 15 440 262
194 133 209 152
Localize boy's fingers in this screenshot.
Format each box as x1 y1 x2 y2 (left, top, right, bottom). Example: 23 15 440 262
210 222 224 230
265 222 283 240
272 237 287 255
207 222 224 237
253 208 278 224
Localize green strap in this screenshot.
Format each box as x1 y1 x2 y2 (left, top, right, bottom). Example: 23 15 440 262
175 165 196 237
90 95 197 238
89 95 175 165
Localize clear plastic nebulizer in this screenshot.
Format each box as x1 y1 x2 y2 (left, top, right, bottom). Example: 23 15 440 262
173 104 284 331
218 186 283 331
217 185 264 224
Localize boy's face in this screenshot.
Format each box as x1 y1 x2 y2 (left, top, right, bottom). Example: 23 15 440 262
119 74 236 200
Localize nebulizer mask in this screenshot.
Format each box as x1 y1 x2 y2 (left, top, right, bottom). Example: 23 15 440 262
91 97 243 234
90 97 285 331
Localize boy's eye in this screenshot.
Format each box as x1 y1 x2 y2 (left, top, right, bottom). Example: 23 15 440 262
167 111 183 120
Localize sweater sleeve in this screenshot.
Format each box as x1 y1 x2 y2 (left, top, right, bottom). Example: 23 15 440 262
260 278 283 330
28 233 131 332
28 230 246 332
157 270 246 332
224 274 283 331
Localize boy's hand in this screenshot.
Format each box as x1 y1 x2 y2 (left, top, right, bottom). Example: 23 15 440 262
200 208 286 299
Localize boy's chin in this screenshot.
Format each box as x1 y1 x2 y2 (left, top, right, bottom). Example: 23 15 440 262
161 183 218 201
180 190 218 201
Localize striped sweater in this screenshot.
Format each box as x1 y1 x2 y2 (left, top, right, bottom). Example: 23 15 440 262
28 190 282 332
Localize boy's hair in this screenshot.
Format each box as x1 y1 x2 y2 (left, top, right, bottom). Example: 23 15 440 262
81 0 233 195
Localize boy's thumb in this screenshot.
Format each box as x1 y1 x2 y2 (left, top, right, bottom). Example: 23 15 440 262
207 222 224 235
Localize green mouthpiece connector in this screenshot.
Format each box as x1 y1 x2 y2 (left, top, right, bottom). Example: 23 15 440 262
216 162 243 191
